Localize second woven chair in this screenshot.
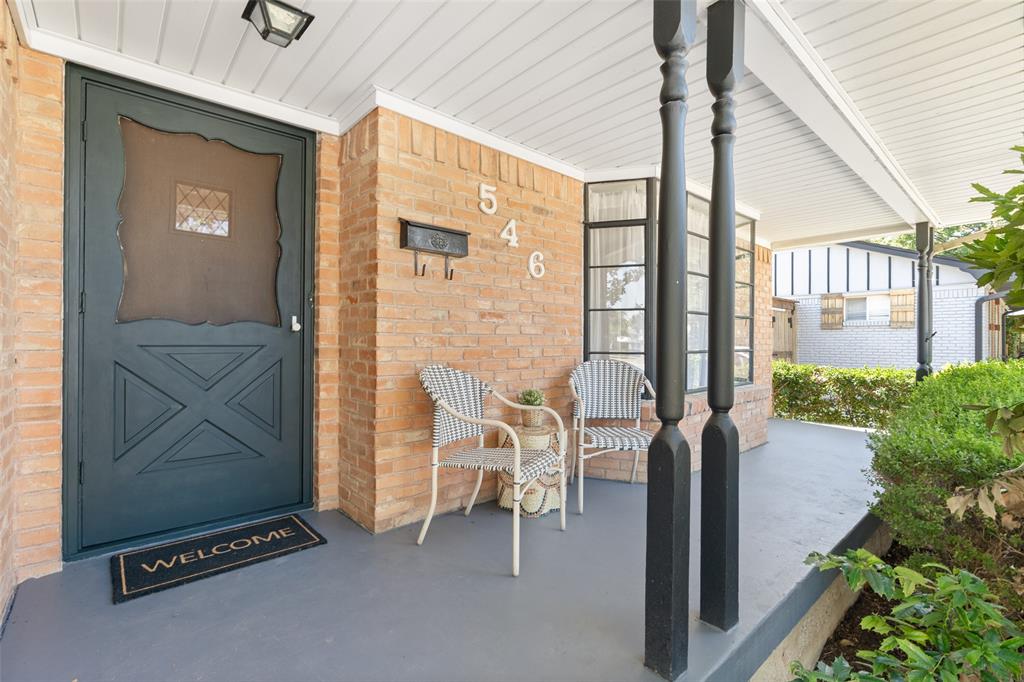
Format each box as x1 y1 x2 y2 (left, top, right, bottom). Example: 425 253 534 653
569 359 655 513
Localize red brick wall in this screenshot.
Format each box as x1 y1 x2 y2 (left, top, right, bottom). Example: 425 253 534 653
370 109 585 532
0 0 19 613
0 1 65 597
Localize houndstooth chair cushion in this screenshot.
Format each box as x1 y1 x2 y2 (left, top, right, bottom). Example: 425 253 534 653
582 426 653 451
570 360 646 420
440 447 561 483
420 365 492 448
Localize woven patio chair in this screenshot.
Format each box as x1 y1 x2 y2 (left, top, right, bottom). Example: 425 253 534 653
569 359 655 513
417 365 567 577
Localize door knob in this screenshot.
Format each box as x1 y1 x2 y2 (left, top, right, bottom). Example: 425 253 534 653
291 315 302 332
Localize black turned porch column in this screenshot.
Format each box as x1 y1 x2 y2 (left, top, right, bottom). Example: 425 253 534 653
700 0 744 632
916 221 934 381
646 2 697 680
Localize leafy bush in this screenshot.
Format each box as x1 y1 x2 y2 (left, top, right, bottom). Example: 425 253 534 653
869 360 1024 615
791 549 1024 682
773 361 915 428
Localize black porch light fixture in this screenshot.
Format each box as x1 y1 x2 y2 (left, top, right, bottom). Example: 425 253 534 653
241 0 314 48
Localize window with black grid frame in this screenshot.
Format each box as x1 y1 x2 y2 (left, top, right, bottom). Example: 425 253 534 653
584 179 755 392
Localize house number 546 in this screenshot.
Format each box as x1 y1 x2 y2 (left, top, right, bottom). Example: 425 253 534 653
478 182 543 278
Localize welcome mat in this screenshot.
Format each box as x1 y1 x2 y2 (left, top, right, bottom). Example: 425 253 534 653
110 514 325 603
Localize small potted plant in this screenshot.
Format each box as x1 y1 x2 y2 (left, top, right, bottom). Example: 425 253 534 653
518 388 546 428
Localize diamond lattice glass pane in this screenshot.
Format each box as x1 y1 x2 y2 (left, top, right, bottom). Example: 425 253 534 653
116 117 282 326
175 183 231 237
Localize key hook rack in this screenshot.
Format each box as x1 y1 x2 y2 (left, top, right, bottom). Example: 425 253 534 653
400 219 469 280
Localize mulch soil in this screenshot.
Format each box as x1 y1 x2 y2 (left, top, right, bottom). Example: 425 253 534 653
817 542 913 665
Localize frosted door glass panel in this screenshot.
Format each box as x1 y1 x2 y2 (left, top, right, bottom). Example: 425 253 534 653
116 117 282 326
587 180 646 222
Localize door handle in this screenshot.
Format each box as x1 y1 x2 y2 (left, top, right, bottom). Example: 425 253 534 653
291 315 302 332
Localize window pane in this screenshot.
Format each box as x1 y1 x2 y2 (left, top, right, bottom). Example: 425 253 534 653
868 295 891 321
587 180 646 222
589 267 645 309
734 351 752 383
689 275 708 313
591 353 645 372
687 353 708 391
735 318 751 349
735 283 752 317
736 250 752 284
116 117 282 326
688 195 710 237
845 297 867 321
736 221 753 252
589 310 645 354
688 234 709 274
688 313 708 351
589 225 644 266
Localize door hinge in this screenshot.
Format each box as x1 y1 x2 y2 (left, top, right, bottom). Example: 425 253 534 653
81 119 87 141
78 461 84 485
78 291 86 314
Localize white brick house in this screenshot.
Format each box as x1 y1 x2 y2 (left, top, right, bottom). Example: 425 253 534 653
774 242 1003 369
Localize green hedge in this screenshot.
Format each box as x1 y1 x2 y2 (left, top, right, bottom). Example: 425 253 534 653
772 361 915 428
868 360 1024 617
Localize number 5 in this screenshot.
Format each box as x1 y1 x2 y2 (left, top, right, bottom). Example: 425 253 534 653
528 251 545 279
478 183 497 215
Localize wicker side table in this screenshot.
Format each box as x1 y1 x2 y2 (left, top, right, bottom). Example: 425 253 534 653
496 425 562 517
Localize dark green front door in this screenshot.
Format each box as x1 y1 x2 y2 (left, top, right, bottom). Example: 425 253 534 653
67 68 313 555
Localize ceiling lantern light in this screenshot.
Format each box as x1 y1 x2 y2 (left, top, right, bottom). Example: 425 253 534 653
242 0 314 48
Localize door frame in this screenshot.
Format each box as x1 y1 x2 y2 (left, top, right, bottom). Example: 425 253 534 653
62 64 316 560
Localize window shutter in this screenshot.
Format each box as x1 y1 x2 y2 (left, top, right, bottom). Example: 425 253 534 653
889 289 915 328
820 293 844 329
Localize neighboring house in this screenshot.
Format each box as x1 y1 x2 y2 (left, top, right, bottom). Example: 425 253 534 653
774 241 1005 369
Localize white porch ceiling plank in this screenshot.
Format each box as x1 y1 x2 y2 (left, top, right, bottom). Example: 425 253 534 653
28 0 78 38
415 0 581 111
799 0 929 47
76 0 119 50
189 0 249 82
118 0 167 64
815 1 985 67
250 0 354 101
276 0 397 109
747 1 934 227
157 0 214 73
328 1 489 125
394 2 538 101
451 0 642 122
309 0 444 115
858 63 1021 120
833 11 1022 91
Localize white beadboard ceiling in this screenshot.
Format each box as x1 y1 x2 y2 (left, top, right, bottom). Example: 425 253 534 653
8 0 1023 245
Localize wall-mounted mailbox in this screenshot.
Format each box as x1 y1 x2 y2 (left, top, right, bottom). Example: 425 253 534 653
400 219 469 279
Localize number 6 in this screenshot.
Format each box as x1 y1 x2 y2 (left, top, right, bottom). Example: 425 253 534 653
478 183 497 215
528 251 545 279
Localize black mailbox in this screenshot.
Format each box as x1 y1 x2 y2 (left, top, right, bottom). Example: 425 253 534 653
400 219 469 279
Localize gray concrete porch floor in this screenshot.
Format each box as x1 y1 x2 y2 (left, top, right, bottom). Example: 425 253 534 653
1 420 875 682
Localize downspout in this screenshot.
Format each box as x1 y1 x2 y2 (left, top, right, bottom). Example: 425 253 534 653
975 292 1005 361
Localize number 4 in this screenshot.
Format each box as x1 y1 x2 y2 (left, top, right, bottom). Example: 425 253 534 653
499 219 519 247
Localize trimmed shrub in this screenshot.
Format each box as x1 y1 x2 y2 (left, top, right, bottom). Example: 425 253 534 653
868 360 1024 617
772 361 915 428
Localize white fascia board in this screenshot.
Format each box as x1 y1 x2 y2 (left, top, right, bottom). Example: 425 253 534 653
19 28 341 135
747 1 940 228
771 223 913 250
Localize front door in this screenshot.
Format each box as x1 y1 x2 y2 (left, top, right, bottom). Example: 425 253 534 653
66 67 314 555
